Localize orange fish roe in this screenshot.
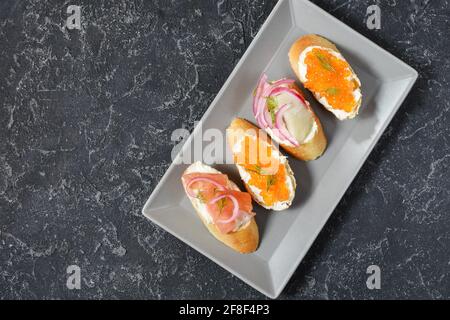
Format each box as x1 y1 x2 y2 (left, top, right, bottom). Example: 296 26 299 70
234 135 290 206
245 164 290 206
304 47 359 112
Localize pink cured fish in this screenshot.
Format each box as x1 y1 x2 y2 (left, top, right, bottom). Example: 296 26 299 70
182 173 255 234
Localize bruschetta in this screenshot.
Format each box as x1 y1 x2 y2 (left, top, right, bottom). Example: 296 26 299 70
181 161 259 253
252 73 327 161
289 34 362 120
227 118 296 211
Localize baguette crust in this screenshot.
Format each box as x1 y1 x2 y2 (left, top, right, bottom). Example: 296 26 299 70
228 117 272 143
289 35 339 75
289 34 362 119
227 118 296 210
201 214 259 254
182 164 259 254
277 84 327 161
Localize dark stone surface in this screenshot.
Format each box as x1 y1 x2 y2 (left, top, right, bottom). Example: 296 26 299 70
0 0 448 299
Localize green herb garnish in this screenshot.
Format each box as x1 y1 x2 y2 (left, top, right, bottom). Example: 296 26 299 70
217 197 227 213
266 96 278 124
246 165 262 175
325 87 339 95
196 191 206 203
266 175 276 191
315 52 335 72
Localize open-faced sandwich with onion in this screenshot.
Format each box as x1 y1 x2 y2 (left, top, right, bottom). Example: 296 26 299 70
227 118 296 211
181 161 259 253
252 73 327 161
289 34 362 120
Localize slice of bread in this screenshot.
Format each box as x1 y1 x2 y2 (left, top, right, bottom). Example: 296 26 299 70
182 162 259 253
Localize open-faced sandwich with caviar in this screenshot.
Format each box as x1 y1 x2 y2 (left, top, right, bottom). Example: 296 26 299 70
252 73 327 161
289 34 362 120
181 161 259 253
227 118 296 211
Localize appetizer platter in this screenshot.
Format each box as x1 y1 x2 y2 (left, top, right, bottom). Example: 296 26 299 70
142 0 417 298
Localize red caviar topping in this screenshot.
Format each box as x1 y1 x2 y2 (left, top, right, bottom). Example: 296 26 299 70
304 48 359 112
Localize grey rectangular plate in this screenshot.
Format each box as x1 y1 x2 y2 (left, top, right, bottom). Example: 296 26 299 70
142 0 417 298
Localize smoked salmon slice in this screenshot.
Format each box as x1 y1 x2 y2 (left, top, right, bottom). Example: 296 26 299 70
182 172 255 234
182 173 229 201
206 190 254 234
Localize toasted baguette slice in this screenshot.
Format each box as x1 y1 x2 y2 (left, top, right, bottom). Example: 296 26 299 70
281 84 327 160
182 162 258 253
227 118 296 211
289 34 362 120
253 76 327 161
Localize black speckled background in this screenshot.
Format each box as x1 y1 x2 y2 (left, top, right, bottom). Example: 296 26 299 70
0 0 449 299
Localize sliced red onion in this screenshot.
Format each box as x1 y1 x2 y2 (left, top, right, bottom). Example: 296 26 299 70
255 107 266 128
209 194 240 224
270 86 306 105
253 73 267 115
254 76 269 118
256 100 268 128
254 77 305 130
256 82 274 127
186 177 226 198
274 104 300 146
256 114 266 129
261 81 276 99
263 105 273 127
255 82 270 122
270 78 295 87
